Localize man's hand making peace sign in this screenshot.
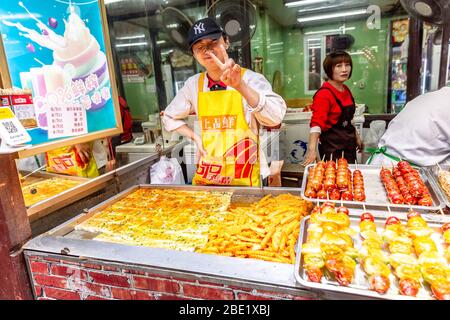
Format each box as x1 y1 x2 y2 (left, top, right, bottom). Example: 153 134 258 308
207 44 260 109
208 44 243 89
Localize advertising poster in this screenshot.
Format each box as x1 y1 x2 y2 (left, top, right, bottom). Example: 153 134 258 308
0 0 118 146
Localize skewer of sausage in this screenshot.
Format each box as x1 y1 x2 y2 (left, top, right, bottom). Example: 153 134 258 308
341 168 353 201
359 211 391 294
312 158 326 192
305 166 317 198
353 161 366 202
397 161 426 199
380 167 404 204
337 156 349 191
392 167 417 205
324 155 337 192
383 211 421 297
407 211 450 300
409 169 433 206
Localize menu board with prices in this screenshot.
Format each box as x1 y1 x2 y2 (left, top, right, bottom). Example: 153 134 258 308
0 0 122 156
47 103 87 139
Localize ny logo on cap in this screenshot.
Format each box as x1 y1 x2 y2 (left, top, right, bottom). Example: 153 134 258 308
194 22 206 35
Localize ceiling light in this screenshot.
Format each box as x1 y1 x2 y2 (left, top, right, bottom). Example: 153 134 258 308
104 0 123 4
157 40 167 45
116 35 146 40
304 27 356 35
285 0 330 8
116 42 148 48
298 4 341 13
298 9 368 23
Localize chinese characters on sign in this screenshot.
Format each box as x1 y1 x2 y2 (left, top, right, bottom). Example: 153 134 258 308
201 115 237 131
0 0 119 147
46 73 110 139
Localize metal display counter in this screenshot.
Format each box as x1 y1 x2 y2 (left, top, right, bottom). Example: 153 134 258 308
22 185 318 300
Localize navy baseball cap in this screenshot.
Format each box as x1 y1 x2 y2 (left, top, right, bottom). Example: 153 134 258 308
188 18 225 51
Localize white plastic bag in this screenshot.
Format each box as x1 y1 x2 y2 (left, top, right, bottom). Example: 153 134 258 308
364 120 386 149
150 156 185 184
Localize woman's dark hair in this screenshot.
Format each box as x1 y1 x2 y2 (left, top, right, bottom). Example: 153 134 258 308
323 51 353 80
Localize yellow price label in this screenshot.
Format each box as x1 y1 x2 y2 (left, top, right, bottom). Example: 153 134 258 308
0 107 15 120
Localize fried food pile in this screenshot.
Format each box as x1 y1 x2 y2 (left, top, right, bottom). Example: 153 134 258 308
76 189 232 251
77 189 313 264
197 194 313 264
21 177 82 207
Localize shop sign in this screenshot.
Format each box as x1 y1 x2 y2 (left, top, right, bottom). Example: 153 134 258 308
0 0 121 156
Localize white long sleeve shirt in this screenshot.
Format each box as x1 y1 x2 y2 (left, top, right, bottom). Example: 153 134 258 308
376 86 450 167
162 69 286 133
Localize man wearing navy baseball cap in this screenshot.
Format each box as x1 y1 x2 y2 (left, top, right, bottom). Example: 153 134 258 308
162 17 286 186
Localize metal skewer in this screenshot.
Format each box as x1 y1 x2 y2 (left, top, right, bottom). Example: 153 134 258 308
19 165 46 181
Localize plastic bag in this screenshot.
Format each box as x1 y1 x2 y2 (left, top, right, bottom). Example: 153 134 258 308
364 120 386 149
150 156 185 184
46 145 99 178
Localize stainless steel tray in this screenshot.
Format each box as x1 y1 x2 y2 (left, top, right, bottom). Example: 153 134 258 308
23 185 306 291
300 164 445 211
24 173 113 222
51 184 302 239
24 152 164 222
294 208 446 300
427 164 450 208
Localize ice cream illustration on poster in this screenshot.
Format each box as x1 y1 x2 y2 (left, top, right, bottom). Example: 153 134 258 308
0 0 117 144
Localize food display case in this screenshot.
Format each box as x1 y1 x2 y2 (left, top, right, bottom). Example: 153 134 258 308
301 164 446 211
22 184 450 300
22 185 318 300
19 170 107 222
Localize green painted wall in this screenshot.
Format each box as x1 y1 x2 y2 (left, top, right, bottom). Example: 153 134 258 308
251 12 285 92
251 10 404 114
121 50 159 121
123 76 158 121
283 18 392 114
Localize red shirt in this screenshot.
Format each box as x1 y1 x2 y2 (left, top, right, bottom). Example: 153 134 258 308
310 81 354 132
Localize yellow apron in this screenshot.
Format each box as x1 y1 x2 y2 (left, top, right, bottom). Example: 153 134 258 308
46 143 99 178
192 69 261 187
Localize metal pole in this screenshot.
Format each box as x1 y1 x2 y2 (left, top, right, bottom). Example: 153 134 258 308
438 21 450 88
406 17 424 102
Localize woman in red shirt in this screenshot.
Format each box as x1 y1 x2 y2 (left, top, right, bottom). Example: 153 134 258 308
301 51 363 166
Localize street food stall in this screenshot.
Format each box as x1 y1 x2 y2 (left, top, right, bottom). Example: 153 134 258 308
1 0 450 301
20 171 450 300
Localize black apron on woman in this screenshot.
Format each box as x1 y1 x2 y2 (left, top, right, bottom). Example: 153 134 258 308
314 86 357 163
